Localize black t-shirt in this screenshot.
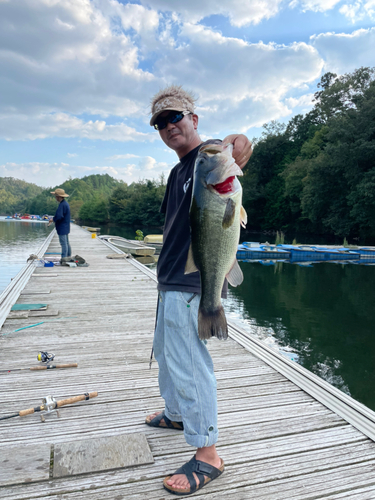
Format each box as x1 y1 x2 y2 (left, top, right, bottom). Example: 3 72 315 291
157 139 227 298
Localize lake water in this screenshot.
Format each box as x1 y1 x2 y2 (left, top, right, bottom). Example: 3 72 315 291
0 217 53 293
2 220 375 412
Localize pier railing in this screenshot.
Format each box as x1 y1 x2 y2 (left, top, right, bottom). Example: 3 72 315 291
0 229 56 330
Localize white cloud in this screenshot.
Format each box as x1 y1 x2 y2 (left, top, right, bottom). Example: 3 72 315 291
311 27 375 73
0 0 158 121
295 0 343 12
154 24 323 133
0 0 372 181
140 0 284 27
0 112 156 141
1 162 73 187
339 0 375 22
107 153 140 160
1 157 172 186
284 93 315 110
67 153 78 157
0 0 328 142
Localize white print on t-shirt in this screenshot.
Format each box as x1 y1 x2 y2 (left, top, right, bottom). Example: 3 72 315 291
183 178 191 193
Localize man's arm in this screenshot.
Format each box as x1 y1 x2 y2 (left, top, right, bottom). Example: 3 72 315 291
222 134 252 169
53 204 63 223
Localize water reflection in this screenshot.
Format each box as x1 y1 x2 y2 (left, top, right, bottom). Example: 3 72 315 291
0 218 53 293
225 260 375 411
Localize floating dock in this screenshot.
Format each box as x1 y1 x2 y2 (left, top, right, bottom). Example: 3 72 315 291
236 242 375 264
1 224 375 498
237 243 291 260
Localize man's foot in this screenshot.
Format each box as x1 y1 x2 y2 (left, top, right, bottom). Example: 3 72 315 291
163 451 224 495
145 411 184 430
145 410 162 424
164 446 222 492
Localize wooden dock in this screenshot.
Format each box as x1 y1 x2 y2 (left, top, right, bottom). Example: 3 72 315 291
1 224 375 499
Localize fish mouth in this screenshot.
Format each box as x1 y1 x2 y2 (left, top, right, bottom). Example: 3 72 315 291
211 176 236 194
198 142 242 194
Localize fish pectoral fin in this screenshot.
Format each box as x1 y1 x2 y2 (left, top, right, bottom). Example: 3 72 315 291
184 243 199 274
226 259 243 287
222 198 236 229
240 205 247 228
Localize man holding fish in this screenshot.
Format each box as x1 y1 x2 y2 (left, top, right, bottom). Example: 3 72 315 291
145 85 252 496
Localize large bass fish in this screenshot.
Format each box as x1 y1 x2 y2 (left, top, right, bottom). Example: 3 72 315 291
185 142 247 340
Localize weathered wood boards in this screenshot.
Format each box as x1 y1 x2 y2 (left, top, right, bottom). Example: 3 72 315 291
0 444 50 486
1 224 375 499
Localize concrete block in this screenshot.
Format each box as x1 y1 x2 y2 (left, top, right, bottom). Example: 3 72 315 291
53 433 154 478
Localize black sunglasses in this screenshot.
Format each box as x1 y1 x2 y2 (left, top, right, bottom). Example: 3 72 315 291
154 110 191 130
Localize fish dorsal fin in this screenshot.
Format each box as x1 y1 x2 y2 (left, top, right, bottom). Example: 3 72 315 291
226 259 243 287
185 243 199 275
240 205 247 228
222 198 236 229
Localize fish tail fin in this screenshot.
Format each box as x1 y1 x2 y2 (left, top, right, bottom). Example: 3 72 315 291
198 305 228 340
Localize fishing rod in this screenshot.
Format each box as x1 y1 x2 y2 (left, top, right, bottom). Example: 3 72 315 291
0 392 98 421
0 363 78 374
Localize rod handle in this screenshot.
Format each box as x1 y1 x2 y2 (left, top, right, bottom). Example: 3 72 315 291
19 406 41 417
30 364 78 370
56 392 98 408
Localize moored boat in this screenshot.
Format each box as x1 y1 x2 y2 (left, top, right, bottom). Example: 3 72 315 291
99 235 156 256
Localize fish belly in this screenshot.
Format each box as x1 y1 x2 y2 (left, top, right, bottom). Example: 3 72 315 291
190 188 240 339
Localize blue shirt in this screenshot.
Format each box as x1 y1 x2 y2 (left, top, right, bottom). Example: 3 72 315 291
53 199 70 235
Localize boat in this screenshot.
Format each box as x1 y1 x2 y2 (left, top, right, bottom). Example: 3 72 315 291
99 235 156 256
143 234 163 248
82 226 101 233
4 214 49 222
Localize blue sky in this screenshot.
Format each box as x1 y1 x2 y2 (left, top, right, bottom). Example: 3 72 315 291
0 0 374 187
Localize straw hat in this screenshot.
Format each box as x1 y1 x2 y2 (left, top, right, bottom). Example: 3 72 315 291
51 188 69 197
150 85 196 126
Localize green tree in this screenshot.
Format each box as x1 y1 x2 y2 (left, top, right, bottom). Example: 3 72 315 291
79 195 109 223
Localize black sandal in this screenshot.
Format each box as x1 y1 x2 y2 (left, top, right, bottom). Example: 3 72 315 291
163 455 224 496
145 411 184 430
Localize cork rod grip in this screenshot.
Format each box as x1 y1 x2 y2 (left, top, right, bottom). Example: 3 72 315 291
30 364 78 370
56 392 98 408
19 406 42 417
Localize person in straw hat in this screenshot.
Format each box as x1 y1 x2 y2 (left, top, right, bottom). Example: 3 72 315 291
48 188 71 259
145 85 252 496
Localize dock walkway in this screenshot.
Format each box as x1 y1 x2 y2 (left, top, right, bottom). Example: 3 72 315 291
1 224 375 499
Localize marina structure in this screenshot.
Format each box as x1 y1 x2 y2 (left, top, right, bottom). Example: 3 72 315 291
237 242 375 265
1 224 375 498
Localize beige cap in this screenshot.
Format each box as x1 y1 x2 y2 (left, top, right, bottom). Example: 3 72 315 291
150 85 196 126
51 188 69 197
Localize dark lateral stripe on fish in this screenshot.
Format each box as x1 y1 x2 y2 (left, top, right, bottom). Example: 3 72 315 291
222 198 236 229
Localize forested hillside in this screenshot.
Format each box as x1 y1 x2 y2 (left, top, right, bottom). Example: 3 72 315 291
0 177 43 215
25 174 123 220
241 67 375 240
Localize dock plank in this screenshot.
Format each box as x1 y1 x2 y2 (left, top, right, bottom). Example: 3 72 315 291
1 224 375 499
